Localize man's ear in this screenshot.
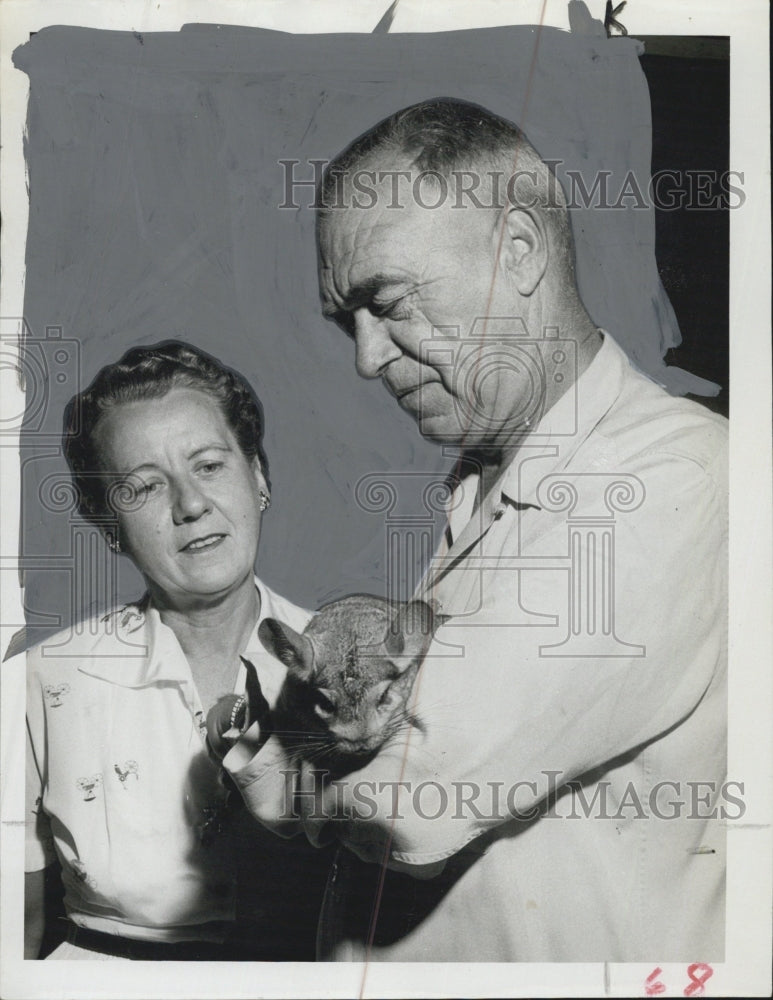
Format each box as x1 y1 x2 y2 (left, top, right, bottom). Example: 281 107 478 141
500 207 549 296
258 618 314 682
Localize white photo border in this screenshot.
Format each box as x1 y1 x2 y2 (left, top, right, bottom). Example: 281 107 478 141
1 1 770 997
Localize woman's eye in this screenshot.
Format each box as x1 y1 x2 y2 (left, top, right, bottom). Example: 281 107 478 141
197 461 224 475
110 478 161 513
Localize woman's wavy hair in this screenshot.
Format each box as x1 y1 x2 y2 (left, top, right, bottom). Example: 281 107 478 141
63 341 268 524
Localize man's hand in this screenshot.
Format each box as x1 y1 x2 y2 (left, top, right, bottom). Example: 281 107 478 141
295 761 447 877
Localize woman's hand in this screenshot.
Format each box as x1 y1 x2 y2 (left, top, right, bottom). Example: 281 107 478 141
206 657 271 763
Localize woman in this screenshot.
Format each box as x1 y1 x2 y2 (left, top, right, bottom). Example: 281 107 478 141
23 341 331 960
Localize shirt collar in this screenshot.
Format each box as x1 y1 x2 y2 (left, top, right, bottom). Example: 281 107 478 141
445 331 630 543
78 576 282 688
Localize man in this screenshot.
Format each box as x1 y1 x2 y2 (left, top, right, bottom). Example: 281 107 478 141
225 98 728 962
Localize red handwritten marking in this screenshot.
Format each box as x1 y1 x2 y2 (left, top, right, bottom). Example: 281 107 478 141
645 967 666 996
684 963 713 997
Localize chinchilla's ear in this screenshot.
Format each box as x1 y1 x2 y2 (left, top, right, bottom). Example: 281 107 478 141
258 618 314 681
385 600 448 666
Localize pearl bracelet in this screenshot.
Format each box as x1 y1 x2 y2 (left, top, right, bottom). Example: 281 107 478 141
228 695 248 734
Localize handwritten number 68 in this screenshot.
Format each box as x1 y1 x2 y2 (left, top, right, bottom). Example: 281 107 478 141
645 964 713 997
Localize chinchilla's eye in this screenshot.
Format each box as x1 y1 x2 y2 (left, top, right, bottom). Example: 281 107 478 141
377 686 393 708
314 690 336 716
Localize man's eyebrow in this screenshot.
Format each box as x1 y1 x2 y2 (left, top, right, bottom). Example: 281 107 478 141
325 273 413 314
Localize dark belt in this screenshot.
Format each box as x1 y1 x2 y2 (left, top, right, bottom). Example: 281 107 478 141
66 924 247 961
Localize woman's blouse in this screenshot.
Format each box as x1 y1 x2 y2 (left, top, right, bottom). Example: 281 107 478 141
25 577 314 944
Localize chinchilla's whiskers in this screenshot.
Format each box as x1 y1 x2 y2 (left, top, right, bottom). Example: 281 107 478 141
402 694 448 718
380 714 439 760
397 693 459 733
302 744 340 765
278 736 331 753
274 731 334 746
276 728 340 755
389 708 421 734
272 727 325 739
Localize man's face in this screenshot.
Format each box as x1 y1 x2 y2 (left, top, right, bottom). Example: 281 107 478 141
318 169 544 448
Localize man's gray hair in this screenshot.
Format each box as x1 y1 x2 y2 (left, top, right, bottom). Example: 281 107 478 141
319 97 574 269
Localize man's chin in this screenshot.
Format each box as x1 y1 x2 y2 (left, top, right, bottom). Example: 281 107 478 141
414 413 465 445
393 390 468 444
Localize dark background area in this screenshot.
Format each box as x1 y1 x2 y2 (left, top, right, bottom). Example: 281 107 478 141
640 39 730 417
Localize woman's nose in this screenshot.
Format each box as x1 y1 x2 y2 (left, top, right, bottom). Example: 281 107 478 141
353 310 402 379
171 479 211 523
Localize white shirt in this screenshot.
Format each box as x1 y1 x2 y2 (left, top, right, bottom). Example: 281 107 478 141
25 577 311 943
228 333 729 962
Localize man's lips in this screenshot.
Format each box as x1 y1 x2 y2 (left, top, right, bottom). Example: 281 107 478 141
179 533 227 553
389 379 442 400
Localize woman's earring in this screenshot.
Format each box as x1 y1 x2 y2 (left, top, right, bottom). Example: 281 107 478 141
259 491 271 512
107 533 121 553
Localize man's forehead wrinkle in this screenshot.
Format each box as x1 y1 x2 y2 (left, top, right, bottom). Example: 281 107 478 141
323 206 376 301
319 218 357 306
347 255 414 287
319 181 481 312
345 216 420 299
319 266 341 312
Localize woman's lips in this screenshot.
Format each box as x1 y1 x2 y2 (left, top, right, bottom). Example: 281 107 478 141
180 533 226 553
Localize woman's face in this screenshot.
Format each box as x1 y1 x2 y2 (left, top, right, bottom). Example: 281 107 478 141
94 387 267 610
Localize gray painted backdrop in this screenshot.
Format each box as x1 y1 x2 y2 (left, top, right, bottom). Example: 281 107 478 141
13 16 710 639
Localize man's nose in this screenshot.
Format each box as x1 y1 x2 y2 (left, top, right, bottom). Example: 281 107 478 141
353 310 401 379
171 479 211 524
